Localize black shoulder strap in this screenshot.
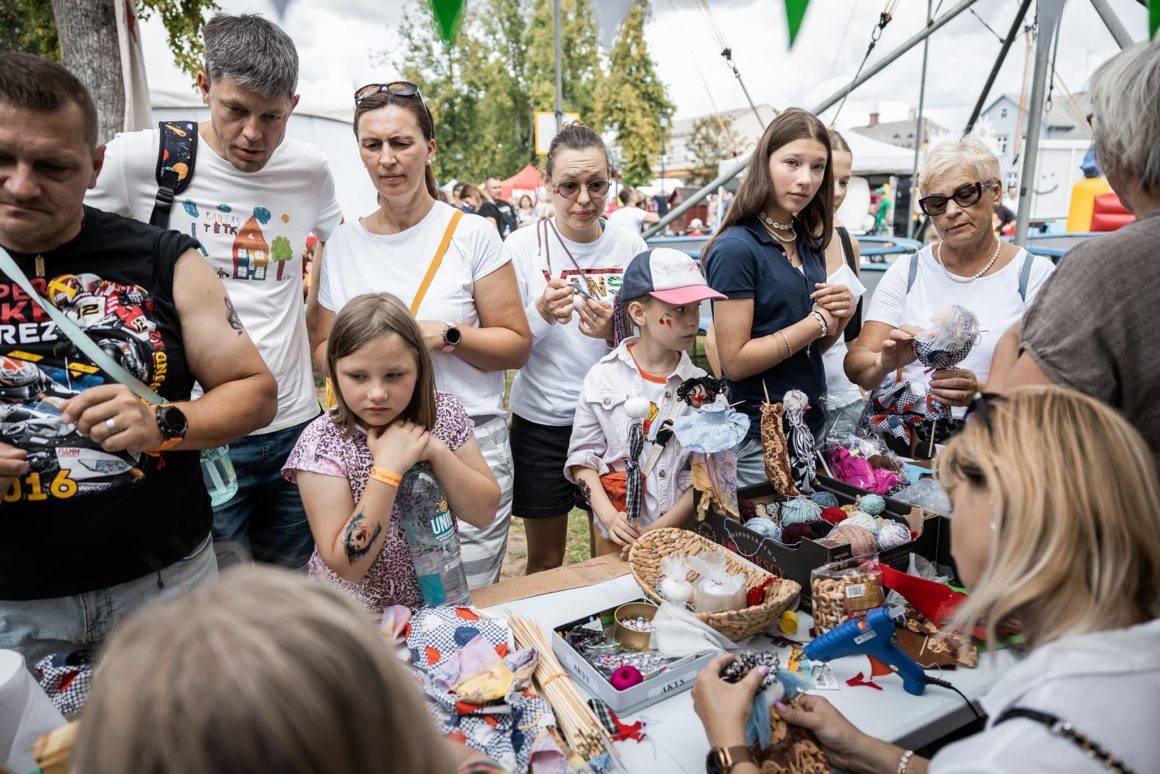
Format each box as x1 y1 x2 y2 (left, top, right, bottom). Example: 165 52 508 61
150 121 198 228
836 226 856 271
835 226 863 342
995 707 1133 773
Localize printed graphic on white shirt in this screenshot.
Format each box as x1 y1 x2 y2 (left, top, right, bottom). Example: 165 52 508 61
180 201 299 283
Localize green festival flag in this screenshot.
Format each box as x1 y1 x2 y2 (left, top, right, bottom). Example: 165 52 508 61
785 0 810 46
1151 0 1158 40
430 0 467 44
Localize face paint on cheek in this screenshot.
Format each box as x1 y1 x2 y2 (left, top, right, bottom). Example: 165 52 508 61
659 312 674 328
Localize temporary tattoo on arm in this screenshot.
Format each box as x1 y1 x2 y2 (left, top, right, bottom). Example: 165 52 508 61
224 295 245 336
578 479 593 507
342 509 383 564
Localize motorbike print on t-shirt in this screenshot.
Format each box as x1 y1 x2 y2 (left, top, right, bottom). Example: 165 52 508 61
0 272 168 501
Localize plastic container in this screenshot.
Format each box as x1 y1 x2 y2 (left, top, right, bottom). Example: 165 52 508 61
810 556 885 633
200 446 238 507
396 463 470 606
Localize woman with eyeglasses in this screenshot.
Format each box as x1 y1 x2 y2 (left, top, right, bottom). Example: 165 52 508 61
504 122 647 574
308 81 531 590
696 386 1160 774
844 137 1054 453
703 108 855 486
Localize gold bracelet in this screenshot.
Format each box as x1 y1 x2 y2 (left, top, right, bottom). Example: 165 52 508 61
775 329 793 359
369 466 402 488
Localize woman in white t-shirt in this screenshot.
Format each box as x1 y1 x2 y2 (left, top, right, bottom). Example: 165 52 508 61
845 137 1054 448
308 81 531 589
505 122 647 574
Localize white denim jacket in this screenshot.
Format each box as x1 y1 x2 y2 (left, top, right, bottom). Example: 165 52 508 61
565 338 704 534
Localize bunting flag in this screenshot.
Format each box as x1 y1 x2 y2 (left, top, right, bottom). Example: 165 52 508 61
1151 0 1158 40
430 0 467 45
785 0 810 46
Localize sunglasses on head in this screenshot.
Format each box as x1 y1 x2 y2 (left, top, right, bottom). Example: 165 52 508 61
552 179 610 200
964 391 1005 437
918 181 991 217
355 80 423 103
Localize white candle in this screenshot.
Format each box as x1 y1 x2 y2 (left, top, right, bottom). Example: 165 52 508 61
694 577 746 613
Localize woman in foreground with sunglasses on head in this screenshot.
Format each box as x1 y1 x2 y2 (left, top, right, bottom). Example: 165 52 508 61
307 81 531 590
505 122 647 573
697 385 1160 773
844 137 1054 451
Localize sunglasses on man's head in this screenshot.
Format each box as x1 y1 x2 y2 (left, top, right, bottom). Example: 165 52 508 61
918 181 989 217
553 180 610 200
355 81 423 103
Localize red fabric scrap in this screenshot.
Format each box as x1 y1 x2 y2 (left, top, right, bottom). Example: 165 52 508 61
846 671 884 691
607 706 646 743
747 576 775 607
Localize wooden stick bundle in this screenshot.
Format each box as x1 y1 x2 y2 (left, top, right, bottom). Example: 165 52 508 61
507 614 625 770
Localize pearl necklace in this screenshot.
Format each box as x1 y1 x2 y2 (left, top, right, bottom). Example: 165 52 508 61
758 212 797 244
936 238 1001 283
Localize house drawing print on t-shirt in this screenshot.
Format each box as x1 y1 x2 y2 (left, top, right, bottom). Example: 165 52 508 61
233 215 269 280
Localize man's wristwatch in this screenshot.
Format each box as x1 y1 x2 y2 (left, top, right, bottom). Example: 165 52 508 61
152 403 188 452
706 745 753 774
441 321 462 353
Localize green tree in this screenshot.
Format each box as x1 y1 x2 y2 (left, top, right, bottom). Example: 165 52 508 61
687 114 737 186
473 0 534 176
4 0 218 143
598 0 672 186
270 235 293 281
525 0 603 127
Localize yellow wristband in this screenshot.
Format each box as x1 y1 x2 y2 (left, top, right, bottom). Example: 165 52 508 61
369 466 402 488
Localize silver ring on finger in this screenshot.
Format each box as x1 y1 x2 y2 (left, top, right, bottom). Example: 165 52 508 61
105 417 117 435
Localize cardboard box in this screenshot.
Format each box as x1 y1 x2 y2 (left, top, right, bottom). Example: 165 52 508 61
693 476 952 611
551 601 717 715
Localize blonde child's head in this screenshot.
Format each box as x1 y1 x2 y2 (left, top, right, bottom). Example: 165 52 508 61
613 247 725 348
937 386 1160 649
327 292 437 436
72 565 456 774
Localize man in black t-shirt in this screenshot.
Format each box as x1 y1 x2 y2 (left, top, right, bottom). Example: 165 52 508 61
479 176 518 239
0 53 276 665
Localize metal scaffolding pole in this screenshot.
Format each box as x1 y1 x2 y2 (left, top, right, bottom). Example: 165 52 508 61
644 0 982 238
1089 0 1135 49
1014 0 1068 244
965 0 1034 134
909 0 932 238
553 0 564 132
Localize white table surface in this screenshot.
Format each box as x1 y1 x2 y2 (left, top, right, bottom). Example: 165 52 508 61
487 575 1018 774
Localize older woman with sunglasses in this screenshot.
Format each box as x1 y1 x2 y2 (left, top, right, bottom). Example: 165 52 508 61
504 122 647 573
696 386 1160 773
844 137 1054 448
307 81 531 589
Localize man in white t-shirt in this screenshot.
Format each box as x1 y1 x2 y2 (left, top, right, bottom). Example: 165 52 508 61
607 188 659 234
87 14 343 570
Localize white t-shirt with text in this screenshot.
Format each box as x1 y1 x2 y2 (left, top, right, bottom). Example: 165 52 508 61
319 202 508 418
86 128 343 434
507 218 647 425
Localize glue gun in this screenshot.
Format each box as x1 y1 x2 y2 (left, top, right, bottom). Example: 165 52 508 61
804 608 927 696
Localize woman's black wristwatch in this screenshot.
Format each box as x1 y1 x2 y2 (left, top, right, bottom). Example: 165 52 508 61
706 745 753 773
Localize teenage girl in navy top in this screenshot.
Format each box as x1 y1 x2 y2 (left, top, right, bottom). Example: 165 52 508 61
704 109 854 486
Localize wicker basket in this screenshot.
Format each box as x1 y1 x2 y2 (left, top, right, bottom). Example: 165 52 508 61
628 528 800 641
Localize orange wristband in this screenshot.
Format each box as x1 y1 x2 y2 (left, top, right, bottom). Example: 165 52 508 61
369 466 402 488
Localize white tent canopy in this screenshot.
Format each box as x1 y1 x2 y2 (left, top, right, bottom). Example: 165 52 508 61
716 129 916 180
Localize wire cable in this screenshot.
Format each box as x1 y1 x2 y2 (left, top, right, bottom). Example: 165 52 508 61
969 8 1005 43
926 676 983 722
830 0 900 124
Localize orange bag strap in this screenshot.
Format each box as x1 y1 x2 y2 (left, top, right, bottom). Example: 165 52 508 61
411 209 463 316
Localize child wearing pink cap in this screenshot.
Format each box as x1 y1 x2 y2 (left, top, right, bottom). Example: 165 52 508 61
565 248 726 555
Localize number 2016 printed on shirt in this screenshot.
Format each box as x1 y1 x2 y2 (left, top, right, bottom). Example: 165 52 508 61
4 469 80 502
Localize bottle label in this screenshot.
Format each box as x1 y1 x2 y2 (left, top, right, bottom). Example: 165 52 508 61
417 573 447 605
430 497 454 543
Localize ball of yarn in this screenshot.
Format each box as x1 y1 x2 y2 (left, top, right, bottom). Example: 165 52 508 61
858 494 886 516
876 520 912 551
739 498 757 520
841 504 859 514
611 665 643 690
779 521 817 545
781 498 822 526
845 511 879 534
820 507 847 525
811 519 836 539
745 516 781 540
826 524 877 556
810 491 840 510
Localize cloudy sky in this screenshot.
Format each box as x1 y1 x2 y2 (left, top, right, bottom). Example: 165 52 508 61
140 0 1150 130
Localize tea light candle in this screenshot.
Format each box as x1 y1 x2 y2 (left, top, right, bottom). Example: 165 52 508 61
694 577 746 613
659 576 694 605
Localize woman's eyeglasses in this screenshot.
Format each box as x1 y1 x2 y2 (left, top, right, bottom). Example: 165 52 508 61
553 180 610 200
918 181 988 216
